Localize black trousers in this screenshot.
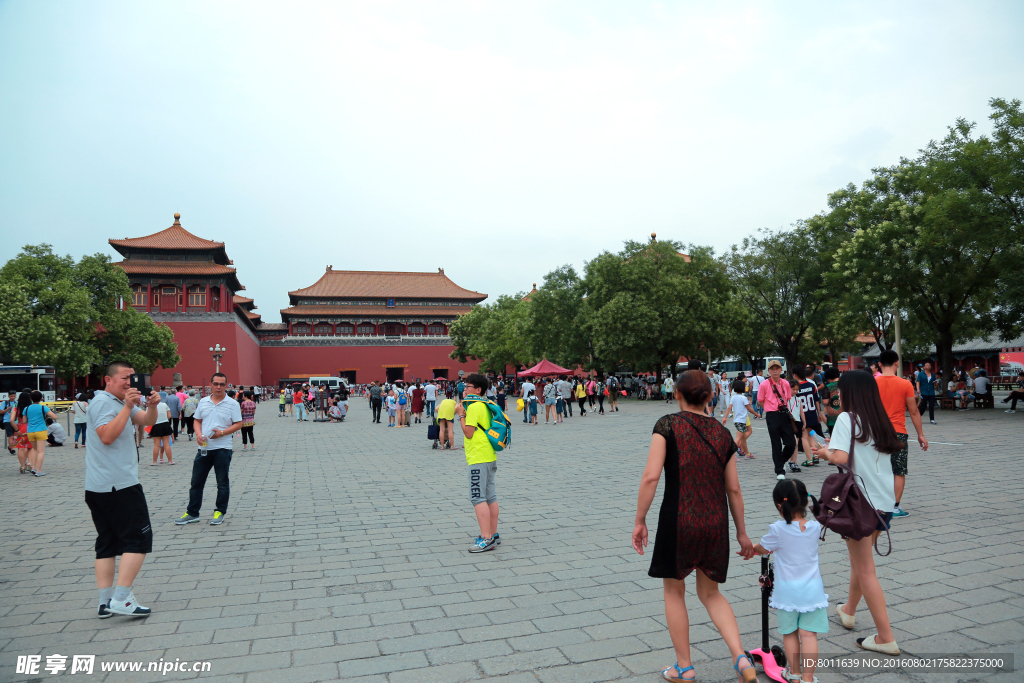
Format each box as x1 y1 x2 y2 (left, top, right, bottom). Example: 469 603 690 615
919 395 936 420
371 398 382 422
187 448 231 516
578 397 587 415
564 398 572 416
766 411 796 475
183 416 195 436
170 416 180 438
241 425 254 445
597 395 605 413
1007 391 1024 410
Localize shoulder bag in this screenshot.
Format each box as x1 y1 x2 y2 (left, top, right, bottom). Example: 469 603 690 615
768 378 790 416
815 428 892 556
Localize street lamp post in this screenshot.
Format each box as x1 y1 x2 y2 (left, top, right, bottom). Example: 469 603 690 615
210 344 226 376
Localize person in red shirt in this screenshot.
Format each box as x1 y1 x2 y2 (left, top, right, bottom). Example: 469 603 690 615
875 350 928 517
757 360 795 480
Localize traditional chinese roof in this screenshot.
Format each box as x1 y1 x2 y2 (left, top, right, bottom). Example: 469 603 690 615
109 214 231 265
287 266 486 304
522 283 538 301
234 295 256 311
115 261 245 292
256 322 288 331
281 305 473 319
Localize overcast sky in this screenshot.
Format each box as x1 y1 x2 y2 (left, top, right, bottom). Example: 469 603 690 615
1 1 1022 322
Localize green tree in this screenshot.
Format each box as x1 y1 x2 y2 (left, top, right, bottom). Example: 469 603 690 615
448 294 533 373
523 265 592 371
586 239 733 379
0 245 180 377
725 227 831 370
825 99 1022 379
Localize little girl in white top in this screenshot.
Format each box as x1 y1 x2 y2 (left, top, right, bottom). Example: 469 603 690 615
753 479 828 683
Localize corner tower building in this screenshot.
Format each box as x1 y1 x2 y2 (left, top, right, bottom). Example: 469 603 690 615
113 214 485 387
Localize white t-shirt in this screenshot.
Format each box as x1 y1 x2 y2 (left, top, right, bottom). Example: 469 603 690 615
759 519 829 613
829 412 896 512
154 402 170 424
194 396 243 449
750 375 764 394
47 422 67 444
521 382 535 399
730 394 749 422
424 384 437 401
73 400 90 424
974 377 990 395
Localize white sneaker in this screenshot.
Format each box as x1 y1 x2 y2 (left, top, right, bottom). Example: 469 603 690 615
1006 409 1016 414
107 590 152 616
776 474 786 480
929 419 936 424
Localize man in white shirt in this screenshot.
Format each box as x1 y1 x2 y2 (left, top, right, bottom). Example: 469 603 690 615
424 381 438 419
174 373 242 526
749 369 765 419
520 379 536 423
557 376 573 417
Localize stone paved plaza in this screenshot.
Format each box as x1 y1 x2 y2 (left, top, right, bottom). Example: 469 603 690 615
2 393 1022 682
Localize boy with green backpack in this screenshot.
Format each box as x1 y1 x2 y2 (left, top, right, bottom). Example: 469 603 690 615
456 373 511 553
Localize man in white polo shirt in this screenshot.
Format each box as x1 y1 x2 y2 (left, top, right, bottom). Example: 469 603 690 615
173 373 242 526
85 361 162 618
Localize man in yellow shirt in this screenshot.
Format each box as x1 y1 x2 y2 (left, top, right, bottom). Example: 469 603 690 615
455 373 500 553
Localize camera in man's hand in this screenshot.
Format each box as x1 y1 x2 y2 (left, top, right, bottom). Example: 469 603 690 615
129 373 151 394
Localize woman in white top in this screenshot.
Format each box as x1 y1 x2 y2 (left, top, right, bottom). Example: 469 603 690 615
812 370 903 656
149 396 175 466
71 392 90 449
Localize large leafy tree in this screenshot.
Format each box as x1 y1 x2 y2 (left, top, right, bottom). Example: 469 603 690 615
0 245 179 377
825 99 1022 379
586 239 733 379
725 227 831 370
523 265 592 371
448 294 533 374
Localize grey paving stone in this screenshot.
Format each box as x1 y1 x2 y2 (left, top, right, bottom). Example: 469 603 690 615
3 398 1021 682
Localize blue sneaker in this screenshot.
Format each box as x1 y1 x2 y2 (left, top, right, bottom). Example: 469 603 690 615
492 533 501 546
892 508 909 518
468 536 496 553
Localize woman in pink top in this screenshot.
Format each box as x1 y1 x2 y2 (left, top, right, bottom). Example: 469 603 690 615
757 360 796 480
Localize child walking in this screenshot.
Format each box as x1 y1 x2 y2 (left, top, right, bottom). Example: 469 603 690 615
722 379 755 458
455 374 500 553
752 479 828 683
386 393 397 427
527 390 538 425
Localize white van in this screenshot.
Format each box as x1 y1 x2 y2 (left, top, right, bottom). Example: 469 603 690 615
309 377 341 392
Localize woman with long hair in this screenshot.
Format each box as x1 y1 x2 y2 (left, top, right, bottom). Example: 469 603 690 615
812 370 903 655
633 370 758 682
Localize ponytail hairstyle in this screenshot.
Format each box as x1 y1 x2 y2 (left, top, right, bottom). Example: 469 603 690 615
772 478 820 524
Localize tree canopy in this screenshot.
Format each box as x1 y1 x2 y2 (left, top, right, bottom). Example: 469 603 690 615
0 245 180 378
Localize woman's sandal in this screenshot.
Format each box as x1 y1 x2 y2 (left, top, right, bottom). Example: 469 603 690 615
734 654 757 683
662 663 695 681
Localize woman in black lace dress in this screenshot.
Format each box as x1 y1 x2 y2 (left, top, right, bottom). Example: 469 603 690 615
633 370 758 682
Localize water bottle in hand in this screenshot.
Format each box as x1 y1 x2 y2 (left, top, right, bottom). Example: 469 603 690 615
198 434 208 457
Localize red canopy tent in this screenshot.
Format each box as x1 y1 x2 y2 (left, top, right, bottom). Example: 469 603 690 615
517 359 572 377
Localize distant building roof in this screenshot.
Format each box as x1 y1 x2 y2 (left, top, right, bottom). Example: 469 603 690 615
256 322 288 331
281 305 473 319
288 266 486 302
233 295 256 311
862 333 1024 359
522 284 538 301
109 214 231 264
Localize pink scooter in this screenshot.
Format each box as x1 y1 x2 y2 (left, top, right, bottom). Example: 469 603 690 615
747 554 788 682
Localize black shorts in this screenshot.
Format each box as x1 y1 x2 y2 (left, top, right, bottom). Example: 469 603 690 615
84 484 153 558
4 423 14 438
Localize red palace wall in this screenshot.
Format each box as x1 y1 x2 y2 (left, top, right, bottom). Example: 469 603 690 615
259 344 480 385
150 320 262 388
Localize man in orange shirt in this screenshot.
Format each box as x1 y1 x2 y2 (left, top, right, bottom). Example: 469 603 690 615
875 350 929 518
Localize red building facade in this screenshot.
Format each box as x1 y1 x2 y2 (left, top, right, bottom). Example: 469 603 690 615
113 215 485 387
